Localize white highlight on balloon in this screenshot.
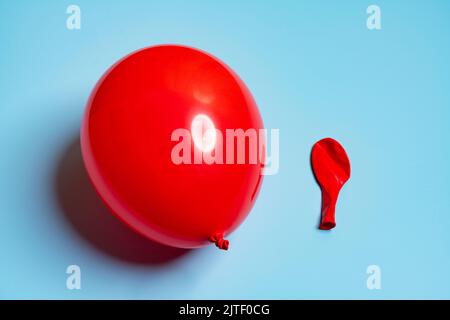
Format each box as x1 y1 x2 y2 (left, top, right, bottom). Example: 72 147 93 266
191 114 217 153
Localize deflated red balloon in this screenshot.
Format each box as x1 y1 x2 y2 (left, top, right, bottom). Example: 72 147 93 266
81 45 265 250
311 138 350 230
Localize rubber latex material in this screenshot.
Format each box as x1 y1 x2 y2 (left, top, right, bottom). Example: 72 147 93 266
311 138 350 230
81 45 265 250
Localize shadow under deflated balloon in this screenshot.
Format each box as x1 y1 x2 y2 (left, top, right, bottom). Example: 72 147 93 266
54 137 192 265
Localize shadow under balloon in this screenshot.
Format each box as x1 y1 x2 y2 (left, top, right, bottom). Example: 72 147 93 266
54 137 192 265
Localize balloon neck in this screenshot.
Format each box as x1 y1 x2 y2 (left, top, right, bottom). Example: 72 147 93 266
319 190 338 230
210 234 229 251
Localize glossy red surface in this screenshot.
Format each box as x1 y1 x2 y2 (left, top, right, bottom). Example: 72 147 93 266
81 45 265 249
311 138 350 230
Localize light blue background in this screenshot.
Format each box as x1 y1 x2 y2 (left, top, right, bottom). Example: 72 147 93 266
1 0 449 299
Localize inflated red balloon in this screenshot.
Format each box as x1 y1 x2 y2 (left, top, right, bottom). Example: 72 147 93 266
311 138 350 230
81 45 265 250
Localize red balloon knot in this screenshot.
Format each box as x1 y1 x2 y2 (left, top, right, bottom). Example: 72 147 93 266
210 234 229 251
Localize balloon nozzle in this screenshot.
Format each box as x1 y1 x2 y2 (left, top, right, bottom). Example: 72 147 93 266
210 234 229 251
